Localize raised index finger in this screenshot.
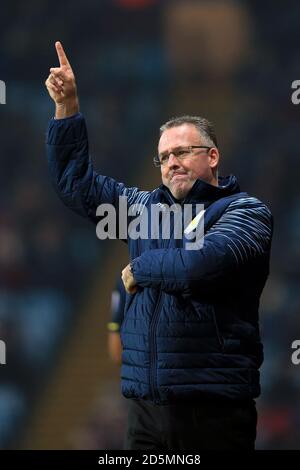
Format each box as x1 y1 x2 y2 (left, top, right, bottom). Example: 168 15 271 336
55 41 70 67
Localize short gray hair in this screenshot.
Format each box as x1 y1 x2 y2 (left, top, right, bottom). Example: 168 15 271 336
159 115 218 148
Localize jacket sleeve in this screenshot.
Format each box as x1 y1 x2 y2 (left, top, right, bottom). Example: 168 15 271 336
46 113 150 225
130 197 273 294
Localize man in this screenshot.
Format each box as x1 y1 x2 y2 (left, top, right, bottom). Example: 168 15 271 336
45 42 273 450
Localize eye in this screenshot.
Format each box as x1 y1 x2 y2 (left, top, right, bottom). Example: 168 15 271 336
176 149 189 157
160 154 169 164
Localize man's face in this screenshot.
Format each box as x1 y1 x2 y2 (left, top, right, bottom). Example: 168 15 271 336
158 124 218 200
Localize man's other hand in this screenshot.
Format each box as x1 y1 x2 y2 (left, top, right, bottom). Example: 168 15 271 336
122 264 138 295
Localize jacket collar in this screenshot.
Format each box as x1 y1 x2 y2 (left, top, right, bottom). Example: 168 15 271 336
159 175 240 208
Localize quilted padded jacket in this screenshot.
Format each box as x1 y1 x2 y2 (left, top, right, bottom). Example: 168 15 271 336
46 113 273 404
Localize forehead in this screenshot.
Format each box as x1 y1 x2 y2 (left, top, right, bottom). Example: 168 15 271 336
158 124 201 153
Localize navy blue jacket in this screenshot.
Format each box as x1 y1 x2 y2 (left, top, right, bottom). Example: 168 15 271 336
46 113 273 404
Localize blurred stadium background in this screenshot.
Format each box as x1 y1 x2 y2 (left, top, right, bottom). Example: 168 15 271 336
0 0 300 450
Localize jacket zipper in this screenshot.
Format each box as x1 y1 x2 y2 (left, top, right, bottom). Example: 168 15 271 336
149 184 201 402
149 290 163 403
148 185 193 402
149 194 175 403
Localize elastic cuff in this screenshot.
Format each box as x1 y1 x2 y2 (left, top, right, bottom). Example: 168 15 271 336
53 112 82 121
46 112 87 145
130 259 136 277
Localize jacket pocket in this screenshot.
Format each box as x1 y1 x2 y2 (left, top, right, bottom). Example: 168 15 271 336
120 293 134 338
211 304 225 352
190 299 225 352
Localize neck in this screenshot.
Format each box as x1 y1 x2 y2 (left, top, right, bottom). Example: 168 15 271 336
204 174 218 187
211 176 218 187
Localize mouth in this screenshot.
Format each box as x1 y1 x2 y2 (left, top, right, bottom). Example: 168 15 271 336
171 173 187 182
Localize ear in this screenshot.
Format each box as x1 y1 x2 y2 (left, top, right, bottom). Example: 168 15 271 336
208 147 219 169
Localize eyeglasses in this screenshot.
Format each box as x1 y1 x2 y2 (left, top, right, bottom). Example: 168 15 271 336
153 146 212 167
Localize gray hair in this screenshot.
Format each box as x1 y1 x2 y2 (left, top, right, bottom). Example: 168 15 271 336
159 115 218 149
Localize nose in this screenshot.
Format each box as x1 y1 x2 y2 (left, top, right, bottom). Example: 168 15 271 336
167 152 181 169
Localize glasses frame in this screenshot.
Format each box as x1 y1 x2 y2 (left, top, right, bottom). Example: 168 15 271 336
153 145 212 167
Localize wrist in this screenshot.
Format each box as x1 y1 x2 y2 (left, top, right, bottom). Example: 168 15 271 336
55 98 79 119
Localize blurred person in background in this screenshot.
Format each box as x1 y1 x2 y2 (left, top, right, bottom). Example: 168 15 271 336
107 277 126 365
45 41 273 450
